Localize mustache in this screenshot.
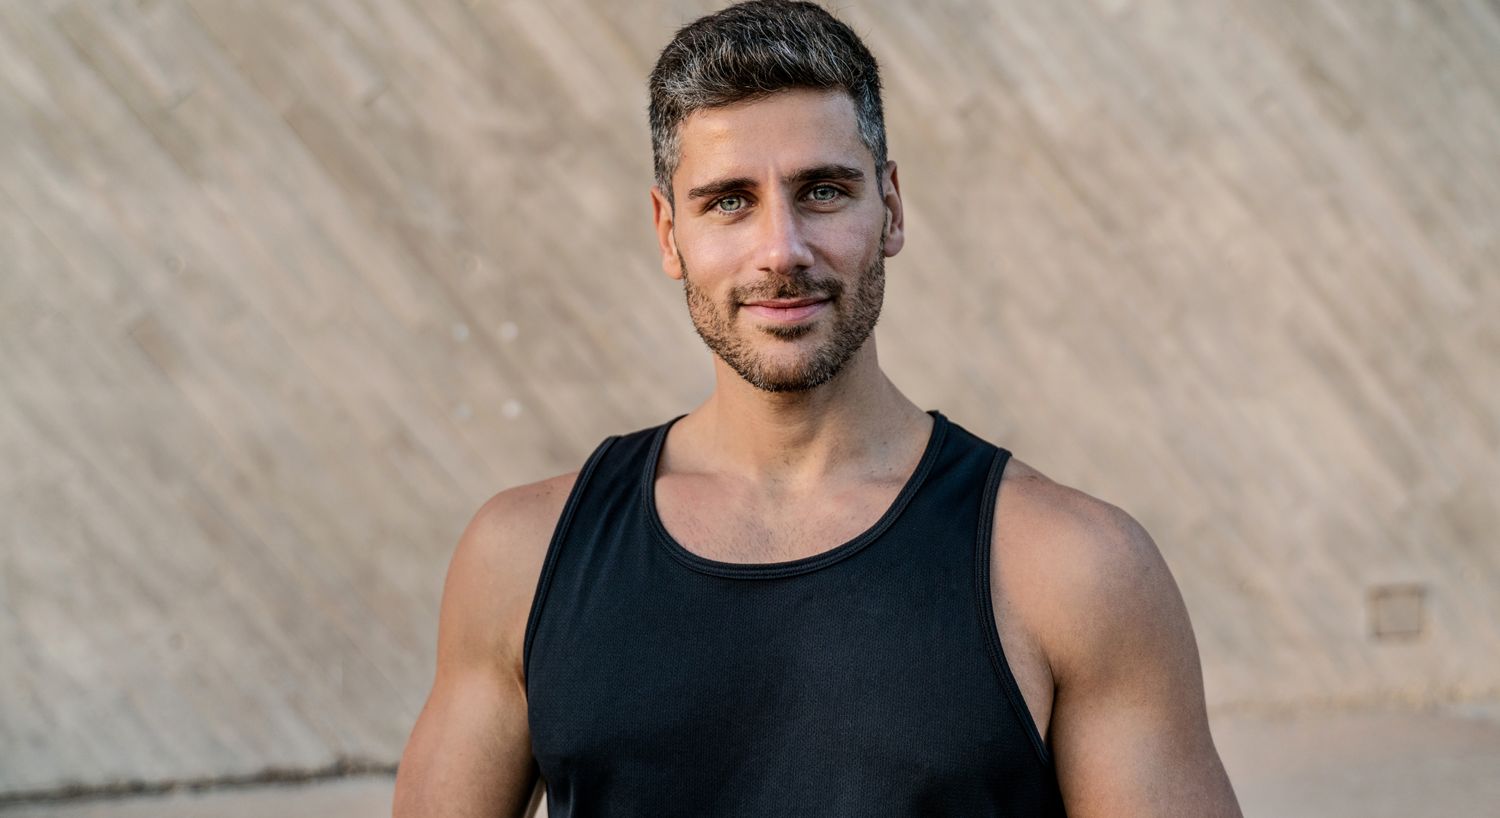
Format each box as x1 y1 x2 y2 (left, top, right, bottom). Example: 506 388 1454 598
733 272 845 304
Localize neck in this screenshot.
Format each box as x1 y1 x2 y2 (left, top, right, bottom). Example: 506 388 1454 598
680 340 930 486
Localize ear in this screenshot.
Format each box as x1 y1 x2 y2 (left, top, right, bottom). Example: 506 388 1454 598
879 160 905 257
651 185 684 280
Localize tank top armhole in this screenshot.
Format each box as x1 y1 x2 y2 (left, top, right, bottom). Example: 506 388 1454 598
522 434 620 693
975 445 1055 769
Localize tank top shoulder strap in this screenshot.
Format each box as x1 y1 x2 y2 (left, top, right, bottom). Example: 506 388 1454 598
942 421 1053 767
521 416 681 686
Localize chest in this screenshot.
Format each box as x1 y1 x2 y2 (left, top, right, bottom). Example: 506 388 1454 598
526 560 1048 814
652 470 1058 742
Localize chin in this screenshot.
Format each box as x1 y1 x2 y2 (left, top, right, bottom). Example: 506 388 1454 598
754 321 820 342
735 345 852 393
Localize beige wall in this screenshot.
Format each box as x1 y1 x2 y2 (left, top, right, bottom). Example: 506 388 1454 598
2 0 1496 794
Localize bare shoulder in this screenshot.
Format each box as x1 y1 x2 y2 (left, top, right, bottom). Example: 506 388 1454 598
993 456 1188 688
463 472 582 567
438 471 582 682
993 456 1164 589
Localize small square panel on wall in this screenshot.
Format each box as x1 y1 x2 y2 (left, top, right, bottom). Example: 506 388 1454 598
1367 583 1427 641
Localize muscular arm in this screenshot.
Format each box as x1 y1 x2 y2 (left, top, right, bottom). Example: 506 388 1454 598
393 475 576 818
1006 470 1242 817
1048 501 1241 816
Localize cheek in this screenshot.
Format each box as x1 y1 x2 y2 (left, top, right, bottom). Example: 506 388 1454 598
808 220 880 267
677 233 747 289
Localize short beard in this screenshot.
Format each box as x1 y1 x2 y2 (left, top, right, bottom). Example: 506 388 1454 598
679 240 886 393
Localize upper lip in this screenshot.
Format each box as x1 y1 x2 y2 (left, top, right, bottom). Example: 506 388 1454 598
742 297 829 308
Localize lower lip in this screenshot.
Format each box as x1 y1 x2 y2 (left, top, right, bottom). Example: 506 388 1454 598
741 300 830 322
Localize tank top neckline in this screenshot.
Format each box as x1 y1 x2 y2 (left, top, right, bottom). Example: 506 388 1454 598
640 409 950 580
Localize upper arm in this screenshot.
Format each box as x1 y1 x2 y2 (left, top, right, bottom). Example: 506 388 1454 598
1035 495 1242 817
392 474 577 818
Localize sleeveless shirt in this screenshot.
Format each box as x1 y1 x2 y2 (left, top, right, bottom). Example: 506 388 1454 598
524 410 1068 816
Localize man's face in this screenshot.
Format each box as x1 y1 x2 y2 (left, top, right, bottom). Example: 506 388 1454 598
651 88 904 393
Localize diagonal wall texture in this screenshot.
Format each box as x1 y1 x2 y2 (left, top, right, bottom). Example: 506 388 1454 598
2 0 1497 794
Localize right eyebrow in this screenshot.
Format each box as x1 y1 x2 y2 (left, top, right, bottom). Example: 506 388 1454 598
686 176 756 202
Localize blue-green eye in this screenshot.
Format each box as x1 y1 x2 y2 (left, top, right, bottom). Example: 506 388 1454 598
808 185 841 202
715 195 745 213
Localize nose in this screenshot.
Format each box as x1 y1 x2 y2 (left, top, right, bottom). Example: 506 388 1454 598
753 195 815 276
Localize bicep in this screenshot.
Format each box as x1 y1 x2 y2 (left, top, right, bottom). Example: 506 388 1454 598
1045 510 1241 818
395 666 539 818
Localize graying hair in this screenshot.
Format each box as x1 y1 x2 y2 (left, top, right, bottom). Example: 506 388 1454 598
648 0 887 204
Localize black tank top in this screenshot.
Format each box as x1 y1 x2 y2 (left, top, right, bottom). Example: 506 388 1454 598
524 410 1067 816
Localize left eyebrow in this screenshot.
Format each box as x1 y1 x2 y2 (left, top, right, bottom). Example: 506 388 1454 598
784 164 865 187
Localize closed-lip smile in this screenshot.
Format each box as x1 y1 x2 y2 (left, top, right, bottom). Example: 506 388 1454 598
740 296 831 323
742 297 828 308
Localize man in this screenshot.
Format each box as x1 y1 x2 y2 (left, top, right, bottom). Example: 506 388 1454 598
394 2 1243 816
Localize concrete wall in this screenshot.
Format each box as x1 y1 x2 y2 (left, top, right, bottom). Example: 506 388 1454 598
2 0 1497 795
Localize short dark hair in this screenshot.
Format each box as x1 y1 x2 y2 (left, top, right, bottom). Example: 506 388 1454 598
647 0 887 203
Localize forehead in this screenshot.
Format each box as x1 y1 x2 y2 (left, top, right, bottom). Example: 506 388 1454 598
674 88 871 183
